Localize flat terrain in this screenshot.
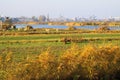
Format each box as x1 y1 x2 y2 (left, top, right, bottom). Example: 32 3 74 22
0 31 120 80
0 33 120 61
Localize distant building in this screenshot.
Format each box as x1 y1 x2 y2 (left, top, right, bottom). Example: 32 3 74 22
114 17 120 21
32 16 38 22
1 17 16 30
39 15 46 22
46 14 50 22
12 18 19 23
4 17 12 25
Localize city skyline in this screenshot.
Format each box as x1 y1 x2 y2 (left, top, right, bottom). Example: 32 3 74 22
0 0 120 18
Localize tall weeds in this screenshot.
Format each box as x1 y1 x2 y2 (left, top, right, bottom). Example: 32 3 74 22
0 44 120 80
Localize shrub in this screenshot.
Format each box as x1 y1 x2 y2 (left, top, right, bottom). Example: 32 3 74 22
79 44 120 80
1 44 120 80
97 25 110 31
67 26 77 30
57 44 81 80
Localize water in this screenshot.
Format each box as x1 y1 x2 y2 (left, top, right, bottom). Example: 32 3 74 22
16 24 120 30
76 26 98 30
16 24 67 29
76 26 120 30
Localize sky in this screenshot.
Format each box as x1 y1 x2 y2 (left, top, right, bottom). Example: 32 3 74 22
0 0 120 18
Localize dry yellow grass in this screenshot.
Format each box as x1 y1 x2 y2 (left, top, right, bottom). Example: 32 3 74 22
0 44 120 80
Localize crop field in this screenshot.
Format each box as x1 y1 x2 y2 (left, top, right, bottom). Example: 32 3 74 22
0 32 120 80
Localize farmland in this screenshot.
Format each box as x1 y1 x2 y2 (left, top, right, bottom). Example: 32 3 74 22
0 32 120 60
0 33 120 54
0 30 120 80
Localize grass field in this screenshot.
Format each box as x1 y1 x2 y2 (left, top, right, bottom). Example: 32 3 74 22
0 32 120 80
0 33 120 61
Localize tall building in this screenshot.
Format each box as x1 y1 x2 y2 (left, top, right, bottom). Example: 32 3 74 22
47 14 50 22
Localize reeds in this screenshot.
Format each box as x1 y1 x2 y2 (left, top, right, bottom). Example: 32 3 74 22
0 44 120 80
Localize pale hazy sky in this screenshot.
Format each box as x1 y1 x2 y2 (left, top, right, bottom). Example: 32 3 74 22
0 0 120 18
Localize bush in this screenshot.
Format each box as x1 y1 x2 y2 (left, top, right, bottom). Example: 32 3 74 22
97 25 110 31
79 44 120 80
67 26 77 30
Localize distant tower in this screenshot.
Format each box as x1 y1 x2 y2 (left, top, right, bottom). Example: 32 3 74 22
47 14 50 22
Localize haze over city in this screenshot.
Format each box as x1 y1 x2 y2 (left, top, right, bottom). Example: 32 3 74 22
0 0 120 18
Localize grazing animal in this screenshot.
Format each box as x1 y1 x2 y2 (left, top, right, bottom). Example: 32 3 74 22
63 37 71 44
